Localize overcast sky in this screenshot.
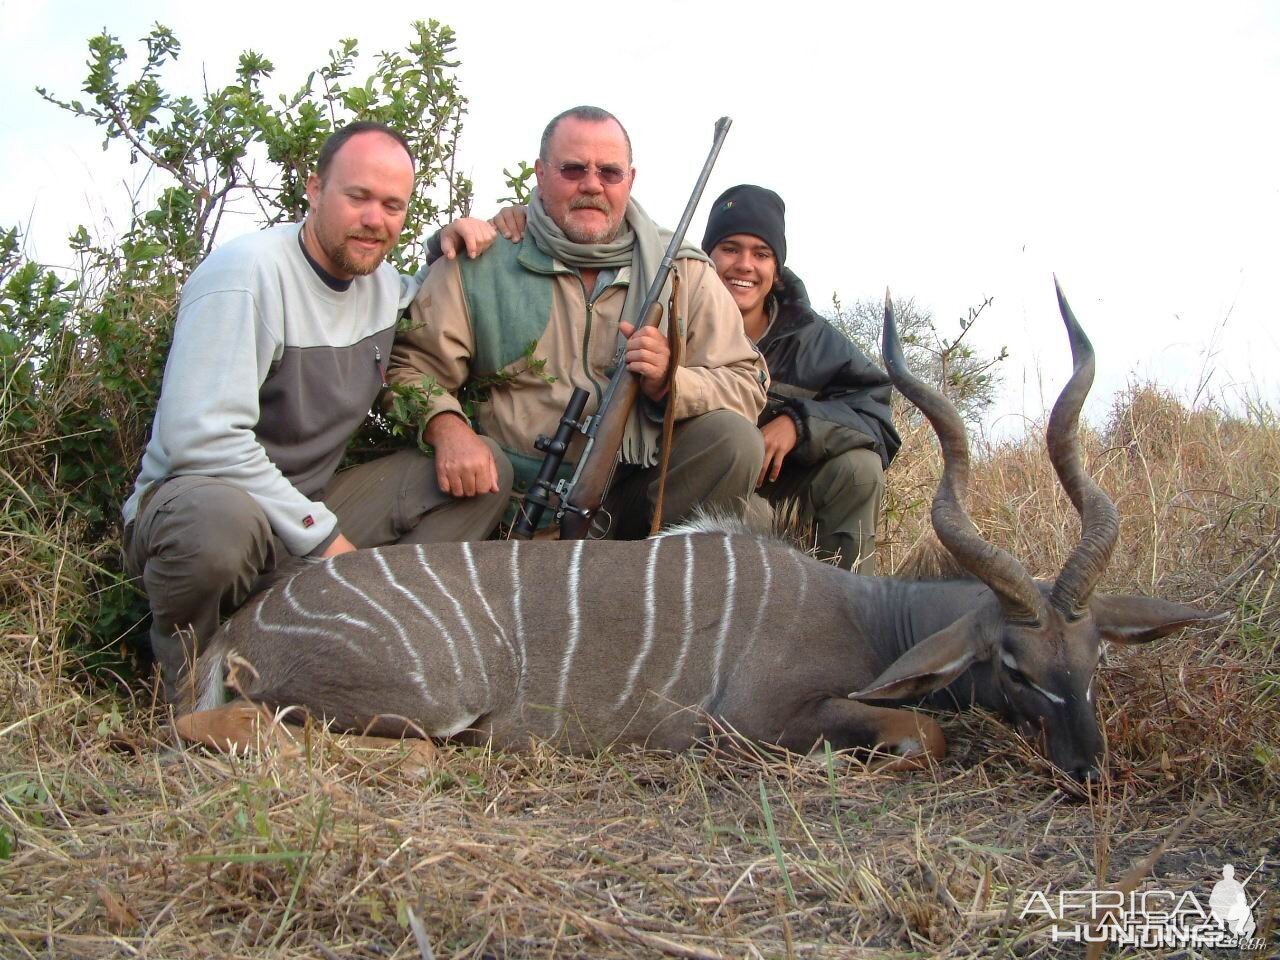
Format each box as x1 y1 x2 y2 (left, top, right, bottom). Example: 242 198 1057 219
3 1 1277 435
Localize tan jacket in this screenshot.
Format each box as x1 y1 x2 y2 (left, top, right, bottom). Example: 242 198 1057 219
389 235 768 479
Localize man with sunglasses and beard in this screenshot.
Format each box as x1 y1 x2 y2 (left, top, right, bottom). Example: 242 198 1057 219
390 106 767 537
123 122 513 702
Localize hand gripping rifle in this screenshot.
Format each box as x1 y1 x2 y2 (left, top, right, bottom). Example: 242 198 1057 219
511 116 733 540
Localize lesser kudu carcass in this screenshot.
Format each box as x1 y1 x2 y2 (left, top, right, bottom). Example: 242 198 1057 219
177 281 1218 782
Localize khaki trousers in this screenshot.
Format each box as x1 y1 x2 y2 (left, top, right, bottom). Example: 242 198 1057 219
759 447 885 573
602 410 765 539
124 444 513 702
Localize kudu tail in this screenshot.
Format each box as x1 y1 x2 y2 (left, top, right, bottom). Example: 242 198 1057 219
182 636 231 715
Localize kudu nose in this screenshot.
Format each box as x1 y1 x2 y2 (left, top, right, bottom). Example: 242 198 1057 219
1071 763 1100 784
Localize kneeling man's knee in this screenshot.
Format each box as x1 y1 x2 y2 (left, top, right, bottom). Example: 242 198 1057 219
656 411 765 526
814 448 884 509
145 480 274 589
678 410 764 484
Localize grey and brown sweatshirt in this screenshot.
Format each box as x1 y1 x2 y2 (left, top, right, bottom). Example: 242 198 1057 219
122 223 417 555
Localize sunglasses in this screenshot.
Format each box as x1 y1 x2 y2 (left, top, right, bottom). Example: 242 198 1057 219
552 161 629 186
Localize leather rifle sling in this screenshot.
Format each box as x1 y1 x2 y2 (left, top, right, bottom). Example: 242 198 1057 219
648 271 682 536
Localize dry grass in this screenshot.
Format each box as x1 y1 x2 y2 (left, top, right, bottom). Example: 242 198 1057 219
2 383 1278 958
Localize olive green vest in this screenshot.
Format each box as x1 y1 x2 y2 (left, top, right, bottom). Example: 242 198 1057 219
456 236 620 524
458 235 562 378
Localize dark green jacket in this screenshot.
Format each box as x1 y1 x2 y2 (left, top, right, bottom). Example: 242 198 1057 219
759 268 900 470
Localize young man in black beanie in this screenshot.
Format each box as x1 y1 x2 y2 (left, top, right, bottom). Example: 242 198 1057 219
701 184 900 572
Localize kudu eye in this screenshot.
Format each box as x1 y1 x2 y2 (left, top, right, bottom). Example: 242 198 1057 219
999 652 1030 687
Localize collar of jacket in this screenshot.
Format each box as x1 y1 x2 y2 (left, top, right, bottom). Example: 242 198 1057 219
760 266 818 345
515 232 631 289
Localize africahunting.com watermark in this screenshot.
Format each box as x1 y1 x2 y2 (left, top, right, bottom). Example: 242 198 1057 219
1020 863 1269 950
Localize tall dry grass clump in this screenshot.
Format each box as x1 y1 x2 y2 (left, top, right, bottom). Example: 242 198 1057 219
884 382 1278 790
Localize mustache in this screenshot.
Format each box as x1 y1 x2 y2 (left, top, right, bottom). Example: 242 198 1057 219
568 196 611 214
347 231 389 242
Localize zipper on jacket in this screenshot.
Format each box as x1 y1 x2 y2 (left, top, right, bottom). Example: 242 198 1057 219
374 344 388 388
580 278 608 407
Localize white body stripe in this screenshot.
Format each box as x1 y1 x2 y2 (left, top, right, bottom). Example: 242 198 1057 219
708 535 738 702
370 551 445 702
398 548 466 685
462 542 508 649
616 536 662 708
279 575 374 638
554 540 587 729
253 598 367 656
331 561 433 701
791 549 809 615
659 534 698 698
509 540 527 685
747 538 772 651
414 546 490 699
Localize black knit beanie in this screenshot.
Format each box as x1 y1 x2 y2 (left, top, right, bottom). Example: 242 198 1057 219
700 184 786 266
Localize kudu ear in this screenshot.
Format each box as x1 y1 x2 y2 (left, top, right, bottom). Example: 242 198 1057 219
849 612 987 702
1088 593 1226 645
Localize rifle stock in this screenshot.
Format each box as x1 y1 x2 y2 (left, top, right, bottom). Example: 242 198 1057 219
556 300 664 540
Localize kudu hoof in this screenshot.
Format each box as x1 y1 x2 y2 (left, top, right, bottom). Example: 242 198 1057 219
330 734 439 775
867 713 948 773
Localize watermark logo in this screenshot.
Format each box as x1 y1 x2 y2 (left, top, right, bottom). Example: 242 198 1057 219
1020 862 1269 951
1210 865 1257 939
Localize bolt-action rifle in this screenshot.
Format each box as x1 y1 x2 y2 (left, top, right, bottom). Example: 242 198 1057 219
511 117 733 540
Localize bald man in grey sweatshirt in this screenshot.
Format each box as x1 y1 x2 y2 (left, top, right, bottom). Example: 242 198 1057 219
123 123 511 701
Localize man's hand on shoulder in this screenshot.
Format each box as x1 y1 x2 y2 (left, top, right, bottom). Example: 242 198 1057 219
321 533 358 558
424 413 501 497
439 218 498 260
491 205 528 243
619 321 672 402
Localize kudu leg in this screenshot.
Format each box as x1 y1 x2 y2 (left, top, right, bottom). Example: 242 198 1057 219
173 700 300 755
173 701 438 768
778 698 947 771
